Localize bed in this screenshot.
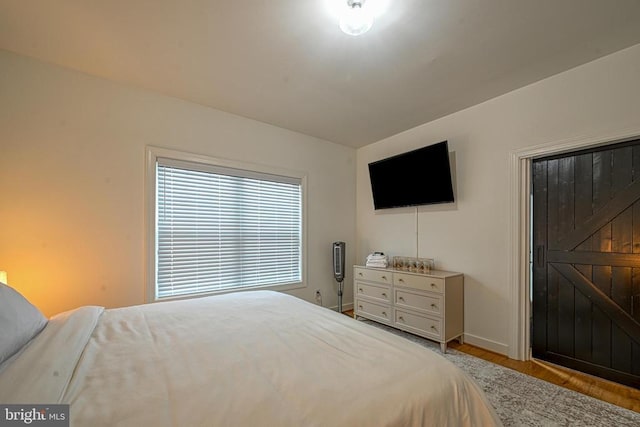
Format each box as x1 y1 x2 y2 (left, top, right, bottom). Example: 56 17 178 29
0 286 501 426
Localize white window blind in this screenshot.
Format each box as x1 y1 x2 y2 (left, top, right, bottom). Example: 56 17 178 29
155 158 302 299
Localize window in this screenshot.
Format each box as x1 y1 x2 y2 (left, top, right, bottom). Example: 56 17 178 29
146 147 305 301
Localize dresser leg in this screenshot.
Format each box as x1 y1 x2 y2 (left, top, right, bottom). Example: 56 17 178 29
440 342 447 353
458 335 464 345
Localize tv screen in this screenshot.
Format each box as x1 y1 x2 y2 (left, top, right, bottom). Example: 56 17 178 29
368 141 454 210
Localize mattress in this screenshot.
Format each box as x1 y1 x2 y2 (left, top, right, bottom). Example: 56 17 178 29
0 290 501 426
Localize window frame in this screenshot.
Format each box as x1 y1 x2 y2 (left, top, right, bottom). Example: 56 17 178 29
145 146 307 303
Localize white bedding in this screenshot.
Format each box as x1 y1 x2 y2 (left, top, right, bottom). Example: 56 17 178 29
0 291 501 426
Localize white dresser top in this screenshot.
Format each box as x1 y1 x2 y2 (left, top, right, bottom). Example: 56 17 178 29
354 265 463 279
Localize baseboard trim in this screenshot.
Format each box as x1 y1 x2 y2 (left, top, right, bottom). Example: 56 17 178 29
464 333 509 356
330 302 353 312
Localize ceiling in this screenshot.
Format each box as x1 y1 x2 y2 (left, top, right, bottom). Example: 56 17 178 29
1 0 640 148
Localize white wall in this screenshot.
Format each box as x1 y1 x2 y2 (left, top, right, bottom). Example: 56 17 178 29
356 43 640 355
0 50 356 317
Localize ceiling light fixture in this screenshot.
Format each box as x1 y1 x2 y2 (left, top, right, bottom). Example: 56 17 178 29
340 0 374 36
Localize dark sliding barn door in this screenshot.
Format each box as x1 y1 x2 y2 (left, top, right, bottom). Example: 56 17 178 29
532 140 640 389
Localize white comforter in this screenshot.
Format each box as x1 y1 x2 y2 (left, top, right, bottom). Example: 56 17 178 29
0 291 501 426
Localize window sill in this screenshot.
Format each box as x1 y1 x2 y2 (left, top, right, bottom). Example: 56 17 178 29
149 281 306 304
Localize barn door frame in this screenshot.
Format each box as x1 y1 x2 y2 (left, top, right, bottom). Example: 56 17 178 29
508 126 640 361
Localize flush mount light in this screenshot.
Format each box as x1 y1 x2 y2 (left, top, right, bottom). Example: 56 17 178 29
340 0 374 36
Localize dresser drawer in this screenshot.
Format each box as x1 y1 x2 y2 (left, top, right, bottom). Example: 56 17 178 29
395 289 442 316
354 267 392 285
395 309 442 339
394 272 444 294
356 299 392 324
355 281 391 302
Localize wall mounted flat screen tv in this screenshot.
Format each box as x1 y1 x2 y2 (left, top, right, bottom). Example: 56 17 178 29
368 141 454 210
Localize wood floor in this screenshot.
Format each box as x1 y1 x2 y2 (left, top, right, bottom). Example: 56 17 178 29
343 310 640 413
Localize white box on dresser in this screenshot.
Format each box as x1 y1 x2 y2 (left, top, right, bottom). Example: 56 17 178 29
353 265 464 352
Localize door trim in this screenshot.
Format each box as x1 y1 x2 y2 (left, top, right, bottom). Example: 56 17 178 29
508 125 640 360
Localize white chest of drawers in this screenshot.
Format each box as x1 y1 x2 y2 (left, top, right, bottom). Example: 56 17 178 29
353 265 464 352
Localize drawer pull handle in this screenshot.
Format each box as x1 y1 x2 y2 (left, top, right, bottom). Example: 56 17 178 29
382 311 387 317
399 296 405 301
431 303 437 308
381 275 387 280
358 288 363 292
358 272 363 276
381 293 387 297
358 305 363 309
430 326 437 331
430 283 437 288
398 278 405 283
398 316 404 322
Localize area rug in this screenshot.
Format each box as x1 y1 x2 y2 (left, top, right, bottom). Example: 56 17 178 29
362 321 640 426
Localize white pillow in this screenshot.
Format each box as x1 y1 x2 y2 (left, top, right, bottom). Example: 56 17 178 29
0 283 48 365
